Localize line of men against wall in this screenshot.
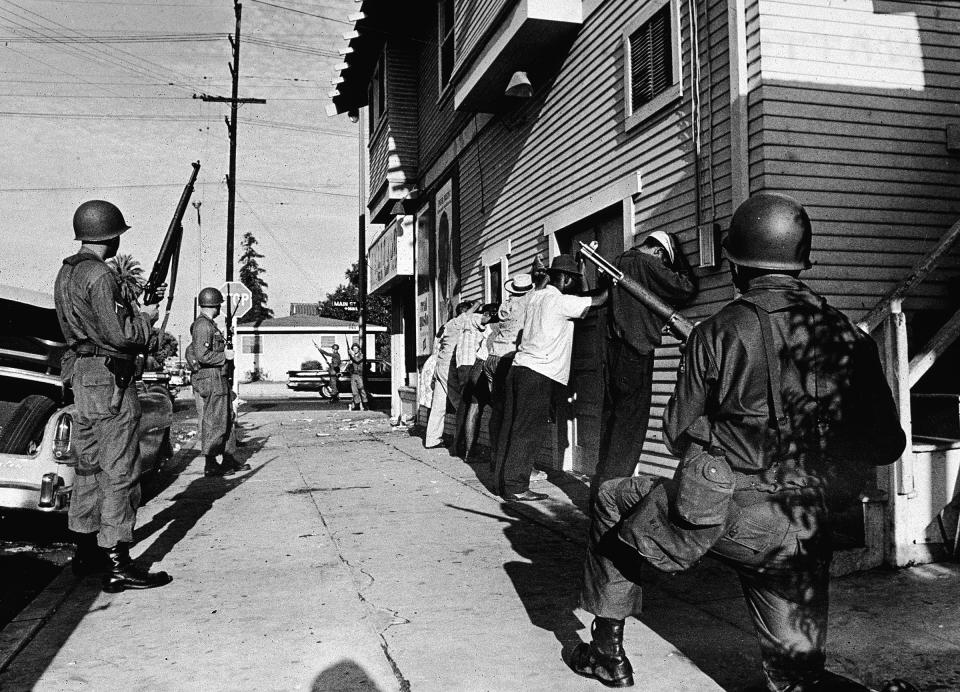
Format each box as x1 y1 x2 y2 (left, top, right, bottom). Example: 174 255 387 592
418 193 917 692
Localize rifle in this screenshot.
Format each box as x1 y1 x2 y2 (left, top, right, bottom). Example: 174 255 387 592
577 241 694 341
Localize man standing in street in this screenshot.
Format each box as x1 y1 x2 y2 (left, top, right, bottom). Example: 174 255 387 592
493 256 607 501
593 230 696 499
347 343 369 411
572 194 912 691
54 200 173 592
315 342 342 403
190 287 250 478
484 274 534 465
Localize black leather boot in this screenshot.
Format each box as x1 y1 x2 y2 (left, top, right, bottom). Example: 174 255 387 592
570 617 634 688
204 455 225 477
71 531 109 576
102 544 172 593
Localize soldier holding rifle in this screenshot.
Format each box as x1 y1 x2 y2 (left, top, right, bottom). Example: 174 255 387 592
54 200 173 592
571 194 915 692
190 287 250 477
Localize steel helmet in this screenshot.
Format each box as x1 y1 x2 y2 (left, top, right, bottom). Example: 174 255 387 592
724 192 812 271
72 200 130 242
198 287 224 307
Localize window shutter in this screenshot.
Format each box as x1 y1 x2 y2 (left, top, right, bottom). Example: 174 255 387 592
630 4 673 112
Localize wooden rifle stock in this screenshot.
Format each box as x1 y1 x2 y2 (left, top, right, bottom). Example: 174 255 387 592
577 241 694 341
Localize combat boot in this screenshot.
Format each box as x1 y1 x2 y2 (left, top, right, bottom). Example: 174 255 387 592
71 531 109 576
569 617 634 688
204 455 226 477
102 543 172 593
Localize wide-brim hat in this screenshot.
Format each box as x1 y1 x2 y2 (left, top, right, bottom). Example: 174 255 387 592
504 274 534 294
546 254 582 277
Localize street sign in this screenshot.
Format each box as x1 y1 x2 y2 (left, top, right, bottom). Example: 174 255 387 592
220 281 253 322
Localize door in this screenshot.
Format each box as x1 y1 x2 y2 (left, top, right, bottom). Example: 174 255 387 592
555 206 625 475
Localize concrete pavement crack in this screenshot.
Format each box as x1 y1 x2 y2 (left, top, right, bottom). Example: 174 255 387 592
288 451 411 691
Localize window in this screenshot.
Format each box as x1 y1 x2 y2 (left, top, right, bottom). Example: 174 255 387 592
368 53 385 134
319 335 335 348
623 0 681 131
438 0 455 90
241 335 262 354
487 261 503 306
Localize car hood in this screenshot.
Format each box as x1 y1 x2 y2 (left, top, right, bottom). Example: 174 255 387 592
0 284 66 377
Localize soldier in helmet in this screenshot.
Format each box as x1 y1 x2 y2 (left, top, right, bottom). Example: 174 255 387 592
190 287 250 477
54 200 173 592
572 193 914 691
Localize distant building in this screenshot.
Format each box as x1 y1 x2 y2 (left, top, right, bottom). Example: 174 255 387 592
288 302 320 317
234 314 385 383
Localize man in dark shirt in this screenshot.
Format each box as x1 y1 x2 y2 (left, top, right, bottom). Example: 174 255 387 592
593 231 696 497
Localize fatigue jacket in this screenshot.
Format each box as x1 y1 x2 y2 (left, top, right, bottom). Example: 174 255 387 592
609 248 696 355
54 249 152 357
190 314 227 375
663 275 905 475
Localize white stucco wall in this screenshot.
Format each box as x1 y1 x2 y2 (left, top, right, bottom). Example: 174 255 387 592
234 329 379 382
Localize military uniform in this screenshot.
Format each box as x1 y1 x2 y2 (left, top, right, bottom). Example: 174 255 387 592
54 247 151 549
189 313 237 463
581 275 905 691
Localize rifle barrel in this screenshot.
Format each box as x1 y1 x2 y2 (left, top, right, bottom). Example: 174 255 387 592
577 241 694 341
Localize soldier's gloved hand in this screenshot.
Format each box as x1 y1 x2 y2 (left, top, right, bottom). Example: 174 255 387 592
141 303 161 322
224 349 235 360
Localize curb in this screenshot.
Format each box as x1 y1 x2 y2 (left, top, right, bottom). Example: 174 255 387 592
0 566 79 673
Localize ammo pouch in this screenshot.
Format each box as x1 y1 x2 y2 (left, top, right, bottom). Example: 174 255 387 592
617 442 738 573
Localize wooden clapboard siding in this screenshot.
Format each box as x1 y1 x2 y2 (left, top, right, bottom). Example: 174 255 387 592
454 0 509 70
385 41 420 182
750 0 960 322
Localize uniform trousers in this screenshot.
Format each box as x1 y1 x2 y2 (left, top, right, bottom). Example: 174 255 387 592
68 356 143 549
492 366 554 496
350 372 368 406
192 368 235 456
593 340 655 495
424 358 453 447
193 387 238 458
581 476 849 692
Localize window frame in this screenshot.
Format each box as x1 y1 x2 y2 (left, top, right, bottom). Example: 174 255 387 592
368 52 386 135
437 0 455 93
481 238 512 305
622 0 683 132
241 334 262 354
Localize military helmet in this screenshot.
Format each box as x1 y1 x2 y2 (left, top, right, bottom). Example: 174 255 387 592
198 287 224 307
72 200 130 242
724 192 812 271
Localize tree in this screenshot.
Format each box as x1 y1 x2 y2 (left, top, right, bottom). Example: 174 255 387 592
153 331 179 363
318 262 391 360
109 253 144 303
238 231 273 323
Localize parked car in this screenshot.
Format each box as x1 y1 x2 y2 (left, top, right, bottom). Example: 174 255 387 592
286 359 392 399
0 285 173 512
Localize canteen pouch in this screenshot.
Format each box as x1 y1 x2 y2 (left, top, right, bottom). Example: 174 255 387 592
617 444 737 573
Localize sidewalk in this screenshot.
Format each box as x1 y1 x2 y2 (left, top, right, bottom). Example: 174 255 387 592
0 404 957 691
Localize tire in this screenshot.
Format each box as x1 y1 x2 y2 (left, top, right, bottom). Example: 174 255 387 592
0 395 57 454
319 384 332 399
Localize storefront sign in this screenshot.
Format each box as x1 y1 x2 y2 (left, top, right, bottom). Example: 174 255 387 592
416 205 434 356
368 216 414 294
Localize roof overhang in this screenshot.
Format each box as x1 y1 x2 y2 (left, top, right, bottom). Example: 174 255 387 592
454 0 582 112
236 325 388 334
327 2 424 117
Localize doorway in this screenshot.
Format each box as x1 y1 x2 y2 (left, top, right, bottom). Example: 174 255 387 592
554 205 625 474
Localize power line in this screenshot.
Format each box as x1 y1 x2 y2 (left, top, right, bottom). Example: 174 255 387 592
0 180 354 195
0 32 226 43
246 0 351 25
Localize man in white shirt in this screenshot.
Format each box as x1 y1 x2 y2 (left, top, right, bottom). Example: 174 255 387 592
492 255 608 501
424 300 478 448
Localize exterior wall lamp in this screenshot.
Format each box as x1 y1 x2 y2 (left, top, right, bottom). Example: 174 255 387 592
505 71 533 98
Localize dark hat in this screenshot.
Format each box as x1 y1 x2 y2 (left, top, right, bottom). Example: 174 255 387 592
547 254 582 277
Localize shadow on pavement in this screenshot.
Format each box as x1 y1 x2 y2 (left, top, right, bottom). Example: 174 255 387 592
311 659 385 692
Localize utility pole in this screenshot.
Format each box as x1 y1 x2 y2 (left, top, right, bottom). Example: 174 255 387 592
357 109 368 390
192 200 202 321
193 0 265 282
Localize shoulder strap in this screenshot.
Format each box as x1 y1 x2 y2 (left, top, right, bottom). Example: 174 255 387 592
744 300 791 447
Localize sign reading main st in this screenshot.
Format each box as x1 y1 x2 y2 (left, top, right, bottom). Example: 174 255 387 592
219 281 252 322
